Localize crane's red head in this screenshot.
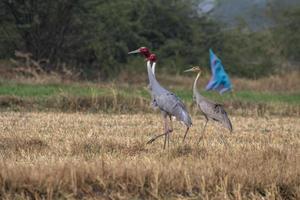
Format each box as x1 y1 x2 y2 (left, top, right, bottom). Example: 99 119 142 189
128 46 151 59
148 53 157 62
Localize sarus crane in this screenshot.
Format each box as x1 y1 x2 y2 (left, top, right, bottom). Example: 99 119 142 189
184 66 232 143
128 47 192 149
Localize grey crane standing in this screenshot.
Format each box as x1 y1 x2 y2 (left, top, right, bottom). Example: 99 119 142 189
128 47 192 149
184 66 232 143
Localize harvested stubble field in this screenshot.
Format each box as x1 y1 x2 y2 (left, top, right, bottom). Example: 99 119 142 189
0 112 299 199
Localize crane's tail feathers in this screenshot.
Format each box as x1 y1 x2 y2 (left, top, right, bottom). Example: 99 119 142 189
179 109 192 128
224 117 233 133
220 110 233 133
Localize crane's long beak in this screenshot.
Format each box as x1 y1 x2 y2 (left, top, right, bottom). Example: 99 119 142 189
184 68 194 72
128 49 140 54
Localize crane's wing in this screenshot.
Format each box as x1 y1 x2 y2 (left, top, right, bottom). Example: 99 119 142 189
194 91 223 107
198 100 232 132
202 95 223 107
155 92 192 127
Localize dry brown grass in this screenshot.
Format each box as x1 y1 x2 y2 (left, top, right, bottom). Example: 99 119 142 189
232 72 300 93
2 63 300 93
1 94 299 117
118 70 300 93
0 112 299 199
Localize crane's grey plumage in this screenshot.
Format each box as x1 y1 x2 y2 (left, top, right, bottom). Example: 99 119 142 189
128 47 192 149
185 66 232 143
146 61 192 148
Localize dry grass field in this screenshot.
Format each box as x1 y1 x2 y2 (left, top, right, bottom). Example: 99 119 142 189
0 112 299 199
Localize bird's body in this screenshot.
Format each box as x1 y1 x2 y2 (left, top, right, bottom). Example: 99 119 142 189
185 66 232 142
194 88 232 132
147 61 192 127
128 47 192 148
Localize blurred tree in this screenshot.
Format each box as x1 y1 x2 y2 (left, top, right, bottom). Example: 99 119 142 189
0 1 21 58
1 0 81 69
1 0 298 79
220 28 278 78
273 8 300 64
76 0 222 76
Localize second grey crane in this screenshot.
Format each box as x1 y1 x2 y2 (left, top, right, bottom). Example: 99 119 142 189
184 66 232 143
128 47 192 149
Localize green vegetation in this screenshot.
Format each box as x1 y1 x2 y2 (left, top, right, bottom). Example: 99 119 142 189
0 83 110 98
175 89 300 105
1 0 299 79
1 82 300 104
0 82 299 115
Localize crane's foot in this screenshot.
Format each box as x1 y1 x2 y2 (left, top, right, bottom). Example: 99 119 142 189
146 136 157 144
146 130 172 145
197 135 204 145
219 135 230 147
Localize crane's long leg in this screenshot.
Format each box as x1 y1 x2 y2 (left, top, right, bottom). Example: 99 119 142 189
163 115 169 149
219 134 230 148
147 114 170 149
198 117 208 144
167 116 173 148
168 132 170 148
182 127 190 142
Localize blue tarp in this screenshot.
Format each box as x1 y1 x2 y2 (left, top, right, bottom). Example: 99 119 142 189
205 49 232 94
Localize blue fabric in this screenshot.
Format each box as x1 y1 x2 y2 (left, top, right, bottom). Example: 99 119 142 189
205 49 232 94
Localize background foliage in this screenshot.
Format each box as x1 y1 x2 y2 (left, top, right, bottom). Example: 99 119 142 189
0 0 299 79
